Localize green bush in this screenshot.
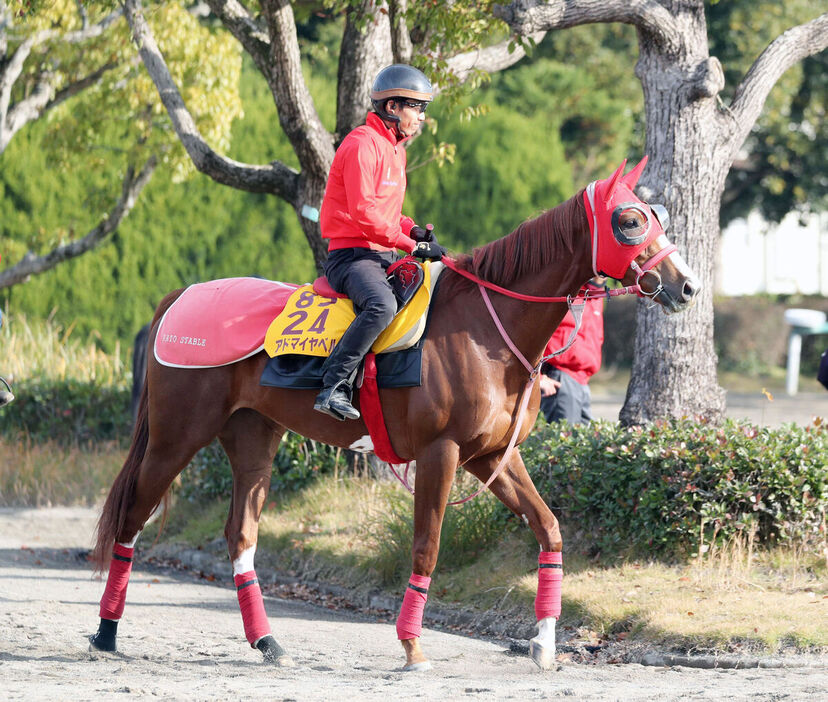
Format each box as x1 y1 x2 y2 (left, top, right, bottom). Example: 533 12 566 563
0 378 132 445
368 484 519 586
179 432 351 501
521 418 827 558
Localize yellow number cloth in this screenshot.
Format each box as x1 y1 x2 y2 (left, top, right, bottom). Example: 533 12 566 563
264 261 434 358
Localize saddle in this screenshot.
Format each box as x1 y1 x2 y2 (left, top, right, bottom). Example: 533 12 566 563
263 259 442 358
154 261 443 370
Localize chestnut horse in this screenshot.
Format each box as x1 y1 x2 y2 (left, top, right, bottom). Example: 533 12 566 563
90 159 699 671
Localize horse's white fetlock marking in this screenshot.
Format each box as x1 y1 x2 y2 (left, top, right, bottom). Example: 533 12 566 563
529 616 557 670
402 660 432 672
232 545 256 575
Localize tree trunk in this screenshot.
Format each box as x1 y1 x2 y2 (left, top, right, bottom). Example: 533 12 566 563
621 2 728 424
336 1 393 143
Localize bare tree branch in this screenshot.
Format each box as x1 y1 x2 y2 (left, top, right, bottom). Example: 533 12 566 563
1 78 49 152
336 1 393 141
0 9 123 153
0 157 158 289
443 31 546 85
203 0 271 79
389 0 413 64
122 0 300 200
726 13 828 152
45 61 120 112
2 61 121 154
260 0 334 182
62 9 123 43
493 0 680 55
0 31 50 149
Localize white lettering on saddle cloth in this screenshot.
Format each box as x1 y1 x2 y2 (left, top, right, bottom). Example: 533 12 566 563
160 333 207 347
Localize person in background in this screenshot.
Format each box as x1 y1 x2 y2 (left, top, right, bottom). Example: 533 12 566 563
818 349 828 391
313 64 445 421
539 278 607 424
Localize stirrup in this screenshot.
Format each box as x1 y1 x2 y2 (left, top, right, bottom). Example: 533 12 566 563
0 376 13 407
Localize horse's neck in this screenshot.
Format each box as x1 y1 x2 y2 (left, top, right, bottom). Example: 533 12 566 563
478 264 593 369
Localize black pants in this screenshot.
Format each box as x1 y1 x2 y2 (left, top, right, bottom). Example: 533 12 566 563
320 248 398 387
539 367 593 424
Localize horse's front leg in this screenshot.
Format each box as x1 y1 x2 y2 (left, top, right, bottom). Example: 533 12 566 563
465 448 562 670
398 439 459 671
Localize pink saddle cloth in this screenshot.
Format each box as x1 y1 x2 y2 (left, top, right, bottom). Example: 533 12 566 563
154 277 300 368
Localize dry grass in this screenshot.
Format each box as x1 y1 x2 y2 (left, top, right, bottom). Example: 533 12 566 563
0 313 129 506
0 436 125 507
153 474 828 654
0 312 127 386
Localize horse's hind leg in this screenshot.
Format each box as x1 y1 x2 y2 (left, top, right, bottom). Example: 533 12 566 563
464 448 562 670
90 439 209 653
218 409 294 667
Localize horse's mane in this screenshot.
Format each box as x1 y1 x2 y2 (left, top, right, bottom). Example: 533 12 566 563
443 190 587 294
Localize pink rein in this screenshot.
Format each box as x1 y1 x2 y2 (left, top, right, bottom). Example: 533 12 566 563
388 247 676 505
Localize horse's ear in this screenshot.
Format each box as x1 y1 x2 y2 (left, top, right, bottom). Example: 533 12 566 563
623 156 648 190
603 159 627 202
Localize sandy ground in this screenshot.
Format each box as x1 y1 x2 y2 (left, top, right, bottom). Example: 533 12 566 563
591 390 828 427
0 507 825 701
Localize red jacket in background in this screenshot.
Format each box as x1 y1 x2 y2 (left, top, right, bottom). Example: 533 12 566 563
543 288 605 385
320 112 417 254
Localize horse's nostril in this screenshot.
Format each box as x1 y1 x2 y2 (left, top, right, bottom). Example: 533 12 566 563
682 280 699 302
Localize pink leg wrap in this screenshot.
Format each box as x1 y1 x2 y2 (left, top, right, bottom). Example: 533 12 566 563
99 544 134 620
234 570 271 647
396 573 431 640
535 551 563 621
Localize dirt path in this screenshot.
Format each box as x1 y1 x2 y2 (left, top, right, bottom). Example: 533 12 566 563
591 390 828 427
0 507 825 701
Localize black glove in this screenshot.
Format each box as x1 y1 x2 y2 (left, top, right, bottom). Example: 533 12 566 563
410 223 436 243
411 240 446 262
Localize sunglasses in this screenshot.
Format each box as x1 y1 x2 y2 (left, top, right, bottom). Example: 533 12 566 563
401 100 428 114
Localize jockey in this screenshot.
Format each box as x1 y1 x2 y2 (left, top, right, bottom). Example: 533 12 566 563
314 64 445 421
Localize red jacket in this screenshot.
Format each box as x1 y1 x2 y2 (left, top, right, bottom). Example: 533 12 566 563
320 112 417 253
544 289 605 385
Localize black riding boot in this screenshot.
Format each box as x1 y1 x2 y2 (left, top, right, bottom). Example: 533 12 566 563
313 378 360 421
314 248 398 421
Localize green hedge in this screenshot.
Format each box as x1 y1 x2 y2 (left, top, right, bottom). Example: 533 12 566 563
4 378 824 560
180 433 351 501
521 418 827 558
0 378 132 445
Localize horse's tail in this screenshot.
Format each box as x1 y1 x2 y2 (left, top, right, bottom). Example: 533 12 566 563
91 290 183 573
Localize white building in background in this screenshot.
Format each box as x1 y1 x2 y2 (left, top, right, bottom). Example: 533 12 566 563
716 210 828 296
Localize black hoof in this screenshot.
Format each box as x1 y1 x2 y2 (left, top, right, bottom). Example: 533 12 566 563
256 635 296 667
89 618 118 652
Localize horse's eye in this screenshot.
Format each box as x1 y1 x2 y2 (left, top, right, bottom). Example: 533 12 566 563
619 212 645 233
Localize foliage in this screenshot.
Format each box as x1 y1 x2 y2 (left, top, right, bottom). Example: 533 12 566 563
179 433 351 501
367 480 520 586
1 58 316 351
406 101 574 249
522 417 827 559
0 377 132 445
0 312 133 444
6 1 242 178
707 0 827 225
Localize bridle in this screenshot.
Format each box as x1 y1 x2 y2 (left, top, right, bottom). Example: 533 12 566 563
387 189 681 505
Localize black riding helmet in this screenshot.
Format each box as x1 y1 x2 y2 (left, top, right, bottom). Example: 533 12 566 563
371 64 433 126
